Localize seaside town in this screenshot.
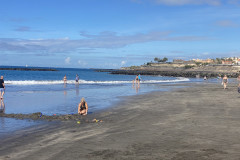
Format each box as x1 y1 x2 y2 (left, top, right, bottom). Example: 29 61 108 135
149 57 240 66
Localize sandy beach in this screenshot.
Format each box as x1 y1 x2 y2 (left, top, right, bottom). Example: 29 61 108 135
1 82 240 160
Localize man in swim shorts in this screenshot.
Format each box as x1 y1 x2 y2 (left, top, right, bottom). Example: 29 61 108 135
75 74 79 84
0 76 5 99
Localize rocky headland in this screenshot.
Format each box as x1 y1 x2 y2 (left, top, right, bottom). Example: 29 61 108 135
96 64 240 78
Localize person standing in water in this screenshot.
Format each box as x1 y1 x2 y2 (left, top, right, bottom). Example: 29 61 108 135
138 74 141 82
222 75 228 90
75 74 79 84
0 76 5 99
63 75 67 84
78 97 88 115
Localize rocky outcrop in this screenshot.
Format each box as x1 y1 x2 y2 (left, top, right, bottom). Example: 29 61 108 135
111 70 240 78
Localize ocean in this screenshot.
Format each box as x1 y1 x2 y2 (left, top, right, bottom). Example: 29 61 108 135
0 67 192 136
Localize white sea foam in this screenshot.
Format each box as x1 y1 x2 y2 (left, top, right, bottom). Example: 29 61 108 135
5 78 189 85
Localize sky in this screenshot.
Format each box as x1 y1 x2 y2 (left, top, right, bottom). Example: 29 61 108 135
0 0 240 68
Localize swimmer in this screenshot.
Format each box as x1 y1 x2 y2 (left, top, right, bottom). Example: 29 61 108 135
78 97 88 115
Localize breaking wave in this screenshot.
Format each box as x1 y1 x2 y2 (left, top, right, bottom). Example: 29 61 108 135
5 78 189 85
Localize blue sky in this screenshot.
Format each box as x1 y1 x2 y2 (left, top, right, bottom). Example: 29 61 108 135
0 0 240 68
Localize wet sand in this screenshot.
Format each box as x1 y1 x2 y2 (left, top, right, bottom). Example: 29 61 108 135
1 82 240 160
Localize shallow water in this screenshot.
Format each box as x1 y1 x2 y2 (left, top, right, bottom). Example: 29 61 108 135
0 67 203 136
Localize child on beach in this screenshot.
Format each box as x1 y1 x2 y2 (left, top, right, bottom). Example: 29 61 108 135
78 97 88 115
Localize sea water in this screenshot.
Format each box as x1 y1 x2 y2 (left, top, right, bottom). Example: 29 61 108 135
0 67 192 136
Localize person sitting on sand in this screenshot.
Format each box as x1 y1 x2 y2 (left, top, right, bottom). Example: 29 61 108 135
63 75 67 84
222 75 228 90
0 76 5 99
78 97 88 115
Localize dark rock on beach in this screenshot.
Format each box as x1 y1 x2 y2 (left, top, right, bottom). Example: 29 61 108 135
0 112 90 122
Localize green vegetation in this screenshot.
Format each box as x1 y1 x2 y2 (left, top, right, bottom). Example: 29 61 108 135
184 65 195 69
154 57 168 63
194 62 202 66
215 58 222 64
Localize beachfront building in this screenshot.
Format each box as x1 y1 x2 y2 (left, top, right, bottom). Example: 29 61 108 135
222 60 233 65
192 58 214 64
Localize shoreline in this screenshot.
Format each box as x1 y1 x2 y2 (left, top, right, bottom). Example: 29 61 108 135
1 82 240 159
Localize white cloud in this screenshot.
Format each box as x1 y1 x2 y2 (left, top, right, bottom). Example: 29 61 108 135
78 60 87 66
121 61 127 66
65 57 71 64
0 31 209 54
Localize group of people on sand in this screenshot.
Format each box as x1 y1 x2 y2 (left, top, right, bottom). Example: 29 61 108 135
63 74 79 84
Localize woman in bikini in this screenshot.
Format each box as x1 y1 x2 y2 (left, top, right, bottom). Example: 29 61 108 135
63 75 67 84
78 97 88 115
222 75 228 90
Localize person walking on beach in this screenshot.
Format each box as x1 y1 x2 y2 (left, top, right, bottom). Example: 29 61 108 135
75 74 79 84
78 97 88 115
0 76 5 99
222 75 228 90
63 75 67 84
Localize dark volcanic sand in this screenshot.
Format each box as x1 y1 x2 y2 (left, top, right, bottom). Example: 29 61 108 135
1 82 240 160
